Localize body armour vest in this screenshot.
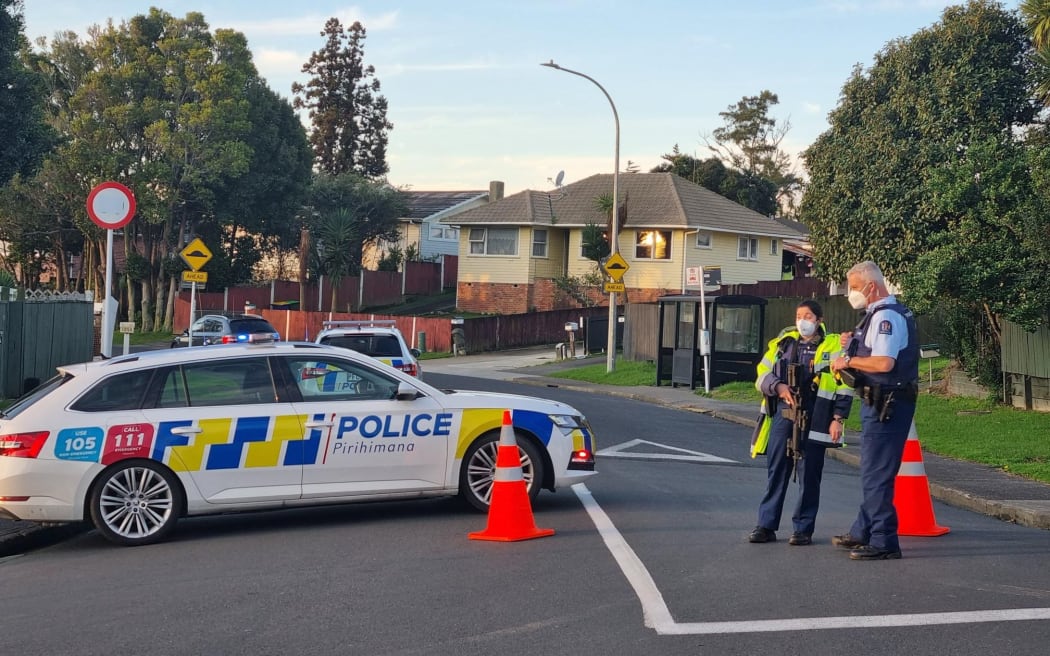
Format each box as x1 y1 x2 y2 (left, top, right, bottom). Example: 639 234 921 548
851 302 920 388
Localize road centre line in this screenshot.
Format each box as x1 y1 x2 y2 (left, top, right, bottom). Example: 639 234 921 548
571 484 1050 636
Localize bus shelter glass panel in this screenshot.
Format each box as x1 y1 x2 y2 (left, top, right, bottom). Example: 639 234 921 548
715 305 762 354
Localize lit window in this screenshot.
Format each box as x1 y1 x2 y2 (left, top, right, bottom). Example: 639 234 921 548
635 230 671 260
696 231 712 249
737 235 758 261
468 227 518 255
532 229 548 257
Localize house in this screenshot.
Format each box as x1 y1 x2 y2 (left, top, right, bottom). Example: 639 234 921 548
363 182 504 269
441 172 805 314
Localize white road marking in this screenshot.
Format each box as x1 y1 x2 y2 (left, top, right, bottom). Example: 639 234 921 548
597 439 736 463
571 483 1050 635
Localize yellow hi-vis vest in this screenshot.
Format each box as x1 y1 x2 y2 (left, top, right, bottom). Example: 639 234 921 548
749 329 854 458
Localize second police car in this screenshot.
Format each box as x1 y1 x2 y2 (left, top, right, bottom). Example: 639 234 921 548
0 340 596 546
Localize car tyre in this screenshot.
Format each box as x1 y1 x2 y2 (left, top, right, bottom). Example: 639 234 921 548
89 460 183 546
459 430 544 512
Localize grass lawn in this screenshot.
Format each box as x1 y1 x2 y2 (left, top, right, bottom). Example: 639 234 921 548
545 356 1050 485
111 330 174 346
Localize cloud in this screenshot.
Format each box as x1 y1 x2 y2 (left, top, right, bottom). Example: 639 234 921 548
225 7 398 37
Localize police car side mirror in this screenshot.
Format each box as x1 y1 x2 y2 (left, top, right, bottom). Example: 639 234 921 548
396 382 420 401
409 348 421 358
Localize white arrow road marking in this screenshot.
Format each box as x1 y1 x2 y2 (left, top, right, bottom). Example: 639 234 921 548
572 483 1050 635
597 439 736 463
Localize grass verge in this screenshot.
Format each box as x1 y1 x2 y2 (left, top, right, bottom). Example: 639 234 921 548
543 356 1050 484
111 330 174 346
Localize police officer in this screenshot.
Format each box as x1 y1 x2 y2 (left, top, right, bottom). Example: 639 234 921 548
829 261 920 560
748 300 854 546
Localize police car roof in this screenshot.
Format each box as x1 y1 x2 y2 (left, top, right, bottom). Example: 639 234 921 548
60 341 351 377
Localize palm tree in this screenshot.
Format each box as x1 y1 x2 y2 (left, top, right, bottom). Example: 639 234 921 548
1021 0 1050 101
315 208 360 311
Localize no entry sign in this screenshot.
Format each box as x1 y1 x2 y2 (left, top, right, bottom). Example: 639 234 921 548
86 182 136 230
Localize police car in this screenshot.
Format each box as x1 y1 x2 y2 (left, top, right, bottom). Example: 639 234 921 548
316 320 422 378
0 340 596 546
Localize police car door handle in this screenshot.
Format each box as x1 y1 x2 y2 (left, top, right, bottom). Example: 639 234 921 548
304 420 334 429
169 425 202 435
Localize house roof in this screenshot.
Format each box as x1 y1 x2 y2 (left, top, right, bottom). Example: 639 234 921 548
402 190 486 221
440 173 803 238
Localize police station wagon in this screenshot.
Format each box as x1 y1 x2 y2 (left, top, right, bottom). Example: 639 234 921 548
0 341 596 546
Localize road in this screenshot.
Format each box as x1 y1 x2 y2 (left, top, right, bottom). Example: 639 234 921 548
2 372 1050 655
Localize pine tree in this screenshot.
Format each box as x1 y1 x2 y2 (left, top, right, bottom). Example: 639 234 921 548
292 18 392 178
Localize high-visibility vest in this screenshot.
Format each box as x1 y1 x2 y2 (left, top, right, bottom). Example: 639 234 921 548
750 328 855 458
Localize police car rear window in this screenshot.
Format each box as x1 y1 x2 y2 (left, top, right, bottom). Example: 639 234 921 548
321 334 402 357
1 373 73 419
229 319 277 334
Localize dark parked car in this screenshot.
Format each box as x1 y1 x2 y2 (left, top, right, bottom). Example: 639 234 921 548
171 314 281 347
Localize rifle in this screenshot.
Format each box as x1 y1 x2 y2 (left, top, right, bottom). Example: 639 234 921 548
780 363 814 482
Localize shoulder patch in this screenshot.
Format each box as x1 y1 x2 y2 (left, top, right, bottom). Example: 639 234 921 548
878 320 893 335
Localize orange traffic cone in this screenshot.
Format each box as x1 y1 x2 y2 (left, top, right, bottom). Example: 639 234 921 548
469 410 555 542
893 420 950 537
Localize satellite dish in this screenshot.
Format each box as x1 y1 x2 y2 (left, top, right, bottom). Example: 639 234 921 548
555 170 565 187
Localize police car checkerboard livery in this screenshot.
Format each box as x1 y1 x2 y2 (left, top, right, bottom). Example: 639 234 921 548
315 320 422 378
0 341 596 546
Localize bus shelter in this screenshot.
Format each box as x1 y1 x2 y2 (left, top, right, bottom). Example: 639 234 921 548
655 294 767 390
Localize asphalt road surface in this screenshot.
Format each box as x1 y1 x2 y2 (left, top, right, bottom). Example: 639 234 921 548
2 373 1050 656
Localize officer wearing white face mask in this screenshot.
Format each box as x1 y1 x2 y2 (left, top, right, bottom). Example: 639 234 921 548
830 260 920 561
748 300 855 546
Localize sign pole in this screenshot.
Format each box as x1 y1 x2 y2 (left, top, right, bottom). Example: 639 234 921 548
700 266 710 394
189 281 197 346
102 228 115 358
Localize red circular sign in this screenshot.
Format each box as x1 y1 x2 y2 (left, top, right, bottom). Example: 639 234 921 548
86 181 136 230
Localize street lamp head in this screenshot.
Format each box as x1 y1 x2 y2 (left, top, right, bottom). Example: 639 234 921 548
540 60 560 70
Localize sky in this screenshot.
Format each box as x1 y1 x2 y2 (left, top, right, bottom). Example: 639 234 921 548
20 0 1024 195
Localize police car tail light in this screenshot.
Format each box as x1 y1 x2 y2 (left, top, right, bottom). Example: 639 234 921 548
400 362 418 377
0 431 50 458
568 448 595 471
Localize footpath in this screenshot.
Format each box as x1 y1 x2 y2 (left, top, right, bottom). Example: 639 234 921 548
3 346 1049 556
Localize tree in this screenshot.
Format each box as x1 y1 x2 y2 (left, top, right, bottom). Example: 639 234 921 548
651 145 779 216
801 0 1033 284
801 0 1037 386
306 173 406 285
293 18 392 178
705 91 800 215
0 0 55 186
1021 0 1050 100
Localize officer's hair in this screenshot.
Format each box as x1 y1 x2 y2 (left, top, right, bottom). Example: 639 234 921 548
847 261 885 286
797 299 822 318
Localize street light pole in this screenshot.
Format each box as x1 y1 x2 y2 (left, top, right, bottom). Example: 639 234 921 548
541 60 620 373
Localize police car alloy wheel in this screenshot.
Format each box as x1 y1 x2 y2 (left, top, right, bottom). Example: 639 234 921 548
88 460 184 546
460 431 544 512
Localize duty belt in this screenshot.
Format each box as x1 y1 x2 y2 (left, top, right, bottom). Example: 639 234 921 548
859 381 919 406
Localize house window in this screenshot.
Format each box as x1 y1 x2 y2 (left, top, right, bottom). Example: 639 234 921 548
532 228 548 257
468 227 517 255
737 235 758 261
770 238 778 256
695 231 712 249
635 230 671 260
430 225 458 241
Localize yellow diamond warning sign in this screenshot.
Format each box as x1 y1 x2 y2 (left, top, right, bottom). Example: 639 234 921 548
180 237 213 272
603 252 629 281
